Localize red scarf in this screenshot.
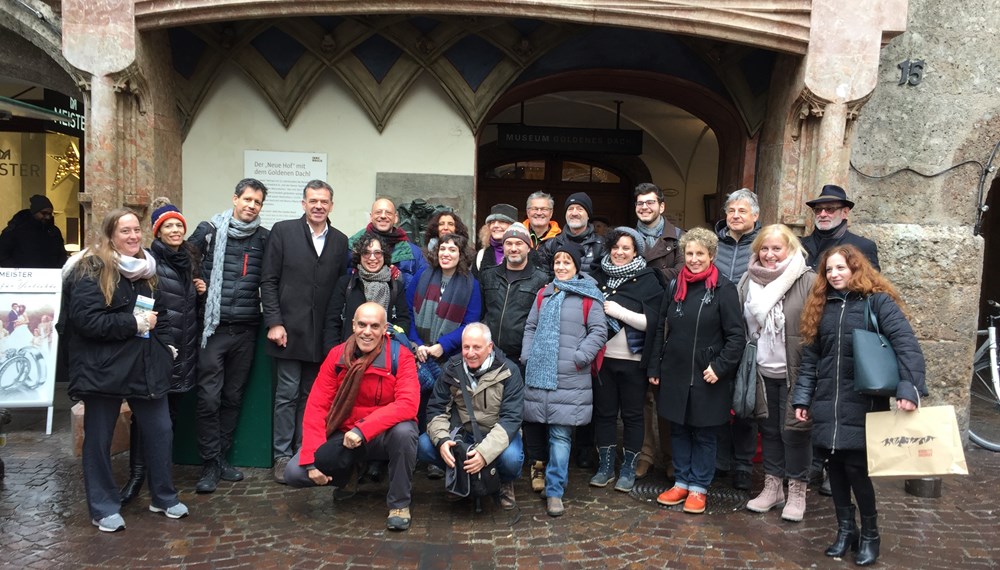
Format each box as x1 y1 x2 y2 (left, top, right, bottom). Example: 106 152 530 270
674 264 719 302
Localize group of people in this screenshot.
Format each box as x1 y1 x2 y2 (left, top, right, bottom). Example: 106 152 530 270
52 178 926 566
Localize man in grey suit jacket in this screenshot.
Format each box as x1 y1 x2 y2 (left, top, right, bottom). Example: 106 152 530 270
261 180 349 483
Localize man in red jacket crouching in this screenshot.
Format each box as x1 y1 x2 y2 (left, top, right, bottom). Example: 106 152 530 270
283 302 419 531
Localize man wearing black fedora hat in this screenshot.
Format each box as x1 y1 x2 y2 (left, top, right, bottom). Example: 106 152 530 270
801 184 880 271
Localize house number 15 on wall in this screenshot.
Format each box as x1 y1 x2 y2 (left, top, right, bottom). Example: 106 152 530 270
898 59 925 86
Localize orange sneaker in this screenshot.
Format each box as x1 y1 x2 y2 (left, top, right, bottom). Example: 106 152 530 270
683 491 707 514
656 486 689 506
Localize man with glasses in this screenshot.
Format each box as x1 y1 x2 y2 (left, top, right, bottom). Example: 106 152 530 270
632 183 684 480
261 180 349 483
349 198 427 288
801 184 880 270
523 191 561 249
634 183 684 281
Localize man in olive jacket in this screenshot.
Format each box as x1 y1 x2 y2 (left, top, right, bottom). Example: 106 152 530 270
261 180 349 483
419 323 524 509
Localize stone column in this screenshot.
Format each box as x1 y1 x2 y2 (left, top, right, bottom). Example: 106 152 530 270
61 0 182 242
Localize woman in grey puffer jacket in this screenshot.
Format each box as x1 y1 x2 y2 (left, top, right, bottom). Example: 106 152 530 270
792 245 926 567
521 241 607 517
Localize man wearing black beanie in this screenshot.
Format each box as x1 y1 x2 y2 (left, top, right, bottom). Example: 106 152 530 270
539 192 605 277
0 194 67 268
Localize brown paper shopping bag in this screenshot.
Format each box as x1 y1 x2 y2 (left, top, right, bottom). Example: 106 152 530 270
865 405 968 478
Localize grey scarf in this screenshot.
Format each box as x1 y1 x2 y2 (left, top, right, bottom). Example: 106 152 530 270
201 209 261 347
358 265 391 311
636 216 665 249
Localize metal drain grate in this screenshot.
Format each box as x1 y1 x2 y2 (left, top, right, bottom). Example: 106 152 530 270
630 479 750 515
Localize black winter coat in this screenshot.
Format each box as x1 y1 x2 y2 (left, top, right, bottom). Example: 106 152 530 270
649 276 745 427
539 225 606 276
322 270 410 352
801 225 881 271
0 209 67 268
150 239 200 393
791 292 927 452
261 216 349 362
189 220 269 326
478 263 550 361
592 265 664 368
64 258 173 400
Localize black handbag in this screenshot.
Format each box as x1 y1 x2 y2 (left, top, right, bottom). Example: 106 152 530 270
444 374 500 498
853 297 900 396
732 339 765 419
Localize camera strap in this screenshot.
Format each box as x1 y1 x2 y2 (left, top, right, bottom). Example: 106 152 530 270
457 370 484 444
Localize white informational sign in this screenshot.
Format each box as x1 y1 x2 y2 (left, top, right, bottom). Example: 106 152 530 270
0 268 61 408
244 150 328 229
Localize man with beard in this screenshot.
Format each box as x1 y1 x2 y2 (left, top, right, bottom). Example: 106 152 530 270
539 192 605 277
801 184 880 270
0 194 67 268
348 198 427 289
262 180 349 483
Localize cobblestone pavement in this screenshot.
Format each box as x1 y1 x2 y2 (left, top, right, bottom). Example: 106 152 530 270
1 406 998 569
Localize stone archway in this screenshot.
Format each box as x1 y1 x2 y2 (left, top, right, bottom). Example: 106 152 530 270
135 1 814 55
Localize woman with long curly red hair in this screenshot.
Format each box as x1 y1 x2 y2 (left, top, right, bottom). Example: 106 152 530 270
791 245 926 566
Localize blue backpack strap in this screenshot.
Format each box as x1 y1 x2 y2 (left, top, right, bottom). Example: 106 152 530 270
386 338 401 376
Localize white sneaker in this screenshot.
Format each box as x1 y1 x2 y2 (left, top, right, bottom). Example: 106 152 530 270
91 513 126 532
149 502 189 519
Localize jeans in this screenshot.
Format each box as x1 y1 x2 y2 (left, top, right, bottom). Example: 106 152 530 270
759 375 812 481
196 324 257 461
272 358 320 459
594 358 647 450
82 396 179 520
671 421 719 494
417 431 524 482
284 421 417 509
523 422 573 498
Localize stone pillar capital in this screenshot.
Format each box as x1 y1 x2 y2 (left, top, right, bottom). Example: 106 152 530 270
805 0 907 104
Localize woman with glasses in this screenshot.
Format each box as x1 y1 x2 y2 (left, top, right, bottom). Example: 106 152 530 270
323 233 410 351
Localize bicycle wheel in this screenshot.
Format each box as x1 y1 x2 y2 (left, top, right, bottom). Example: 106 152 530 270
970 356 1000 451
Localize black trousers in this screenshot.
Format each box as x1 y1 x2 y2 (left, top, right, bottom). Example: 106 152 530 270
196 324 257 461
594 357 647 450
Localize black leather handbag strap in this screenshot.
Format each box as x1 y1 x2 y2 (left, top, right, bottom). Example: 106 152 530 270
864 296 881 334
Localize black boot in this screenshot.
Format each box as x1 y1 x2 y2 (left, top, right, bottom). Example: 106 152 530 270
196 458 222 493
855 514 880 566
119 422 146 504
824 505 860 557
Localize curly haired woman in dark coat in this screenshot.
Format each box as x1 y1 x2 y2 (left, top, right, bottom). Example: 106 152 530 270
792 244 927 566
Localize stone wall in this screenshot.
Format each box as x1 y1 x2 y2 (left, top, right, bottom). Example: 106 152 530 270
849 0 999 422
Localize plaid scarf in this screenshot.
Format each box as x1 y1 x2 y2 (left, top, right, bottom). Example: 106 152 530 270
412 268 474 347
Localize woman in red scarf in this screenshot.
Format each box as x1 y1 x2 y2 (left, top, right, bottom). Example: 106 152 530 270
647 227 745 515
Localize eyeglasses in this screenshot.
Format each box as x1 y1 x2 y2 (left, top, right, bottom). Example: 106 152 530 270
527 207 552 212
812 205 845 214
364 251 384 258
635 199 660 208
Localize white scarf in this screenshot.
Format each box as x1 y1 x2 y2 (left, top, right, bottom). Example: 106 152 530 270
745 252 807 344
